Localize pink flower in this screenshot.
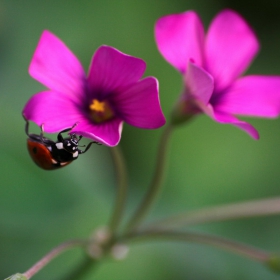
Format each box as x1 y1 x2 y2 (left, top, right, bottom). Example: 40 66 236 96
23 31 165 146
155 9 280 139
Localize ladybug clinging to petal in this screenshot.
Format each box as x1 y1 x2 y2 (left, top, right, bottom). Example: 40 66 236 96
24 118 100 170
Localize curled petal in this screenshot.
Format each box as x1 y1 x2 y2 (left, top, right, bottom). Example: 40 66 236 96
23 91 85 132
205 9 259 92
214 76 280 117
213 110 259 139
112 77 166 128
185 62 214 104
29 30 86 102
71 118 123 147
87 46 146 98
155 11 205 72
183 99 259 139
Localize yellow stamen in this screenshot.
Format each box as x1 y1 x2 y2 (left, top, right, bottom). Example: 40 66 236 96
89 99 114 123
89 99 106 112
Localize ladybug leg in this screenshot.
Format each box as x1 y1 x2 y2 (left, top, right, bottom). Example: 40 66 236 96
24 117 48 144
24 118 46 141
23 114 32 137
78 136 86 148
57 123 78 142
24 119 30 137
78 141 102 154
40 124 45 142
23 115 35 138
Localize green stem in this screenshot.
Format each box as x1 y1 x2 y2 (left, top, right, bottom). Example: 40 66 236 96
125 229 269 263
125 124 173 232
108 146 128 233
147 197 280 229
22 239 88 279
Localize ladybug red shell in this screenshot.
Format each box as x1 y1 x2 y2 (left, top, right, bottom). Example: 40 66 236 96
25 119 99 170
27 138 72 170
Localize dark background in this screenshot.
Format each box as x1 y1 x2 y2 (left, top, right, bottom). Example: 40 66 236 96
1 0 280 279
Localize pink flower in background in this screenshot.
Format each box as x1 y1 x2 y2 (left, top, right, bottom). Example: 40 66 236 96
155 9 280 139
23 31 165 146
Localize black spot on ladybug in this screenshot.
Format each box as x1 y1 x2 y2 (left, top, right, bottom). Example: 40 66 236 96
33 147 37 154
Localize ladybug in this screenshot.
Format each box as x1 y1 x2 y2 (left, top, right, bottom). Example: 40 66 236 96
25 119 100 170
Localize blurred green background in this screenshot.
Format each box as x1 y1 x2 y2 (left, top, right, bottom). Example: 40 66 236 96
1 0 280 279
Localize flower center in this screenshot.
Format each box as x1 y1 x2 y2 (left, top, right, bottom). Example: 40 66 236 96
89 99 114 123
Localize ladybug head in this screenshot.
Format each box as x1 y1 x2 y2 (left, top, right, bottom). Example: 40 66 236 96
63 134 80 153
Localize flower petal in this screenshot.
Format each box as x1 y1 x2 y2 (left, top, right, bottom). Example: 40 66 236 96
214 76 280 117
185 62 214 104
111 77 165 129
205 9 259 92
23 91 84 132
29 30 86 101
23 90 123 146
155 11 205 72
71 118 123 147
213 110 259 139
87 46 146 98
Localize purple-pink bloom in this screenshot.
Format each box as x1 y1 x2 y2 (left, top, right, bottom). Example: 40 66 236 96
23 31 165 146
155 9 280 139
